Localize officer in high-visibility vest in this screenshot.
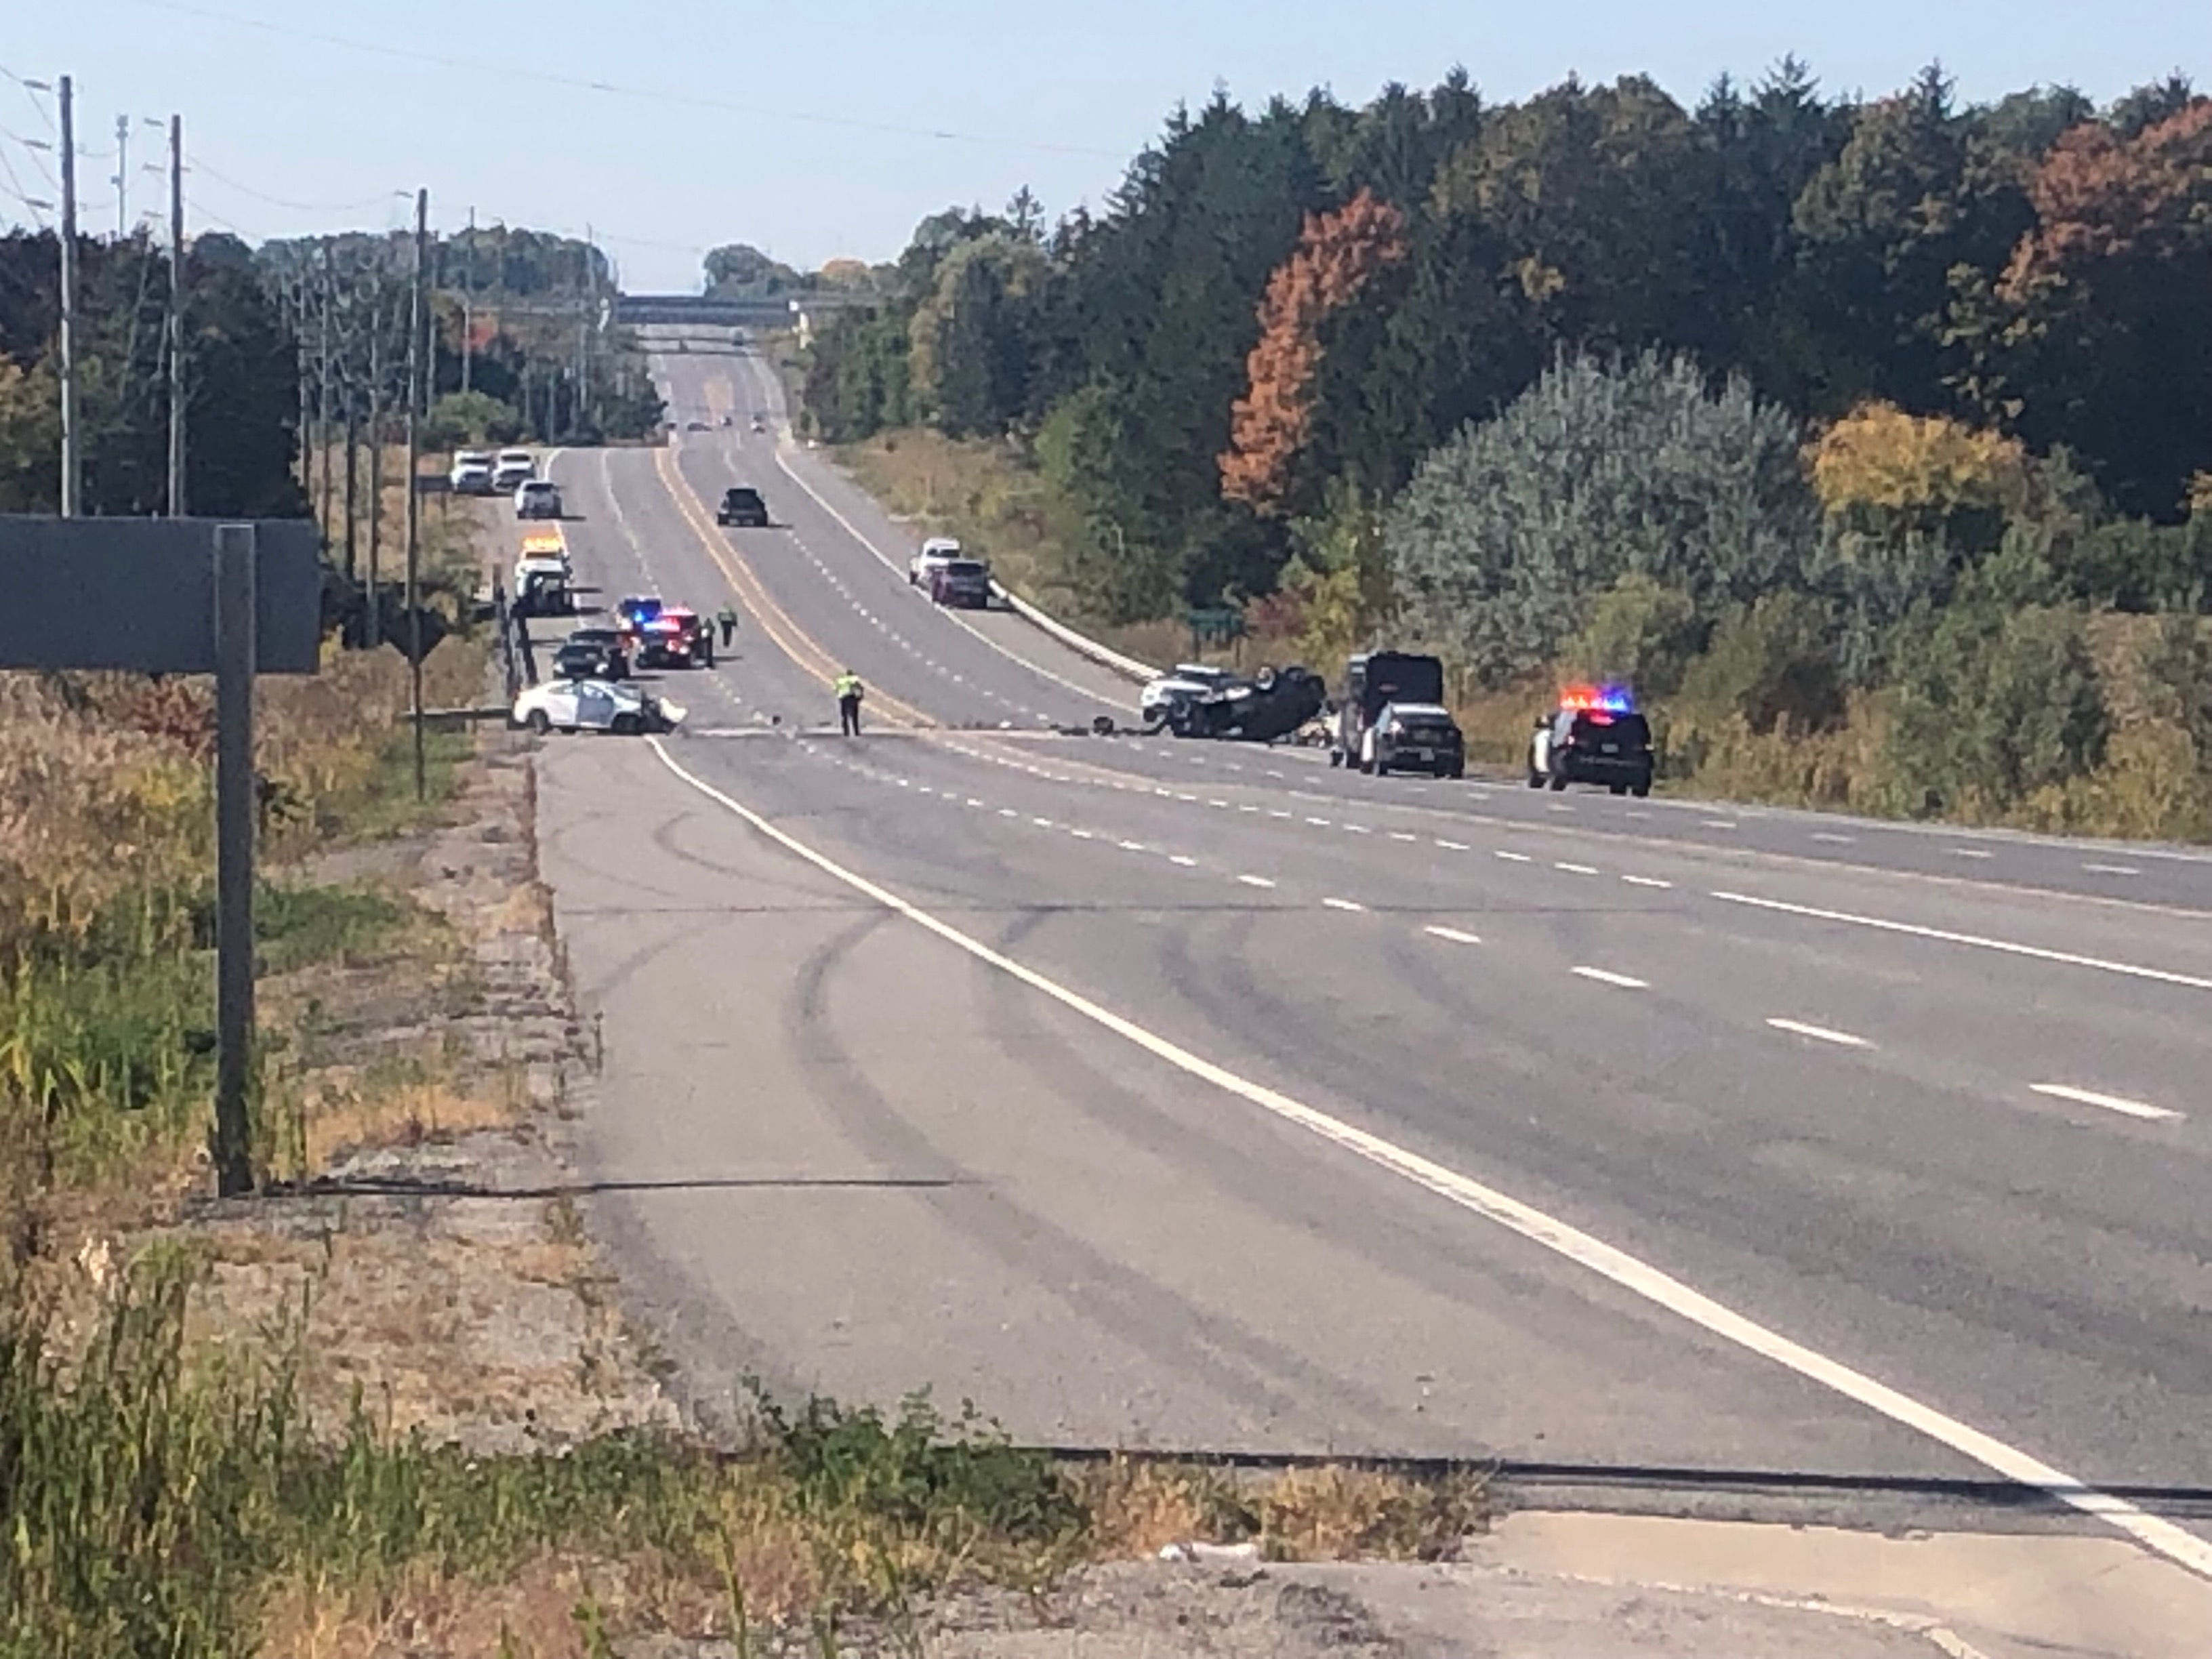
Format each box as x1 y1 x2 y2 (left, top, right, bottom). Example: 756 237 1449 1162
835 670 864 736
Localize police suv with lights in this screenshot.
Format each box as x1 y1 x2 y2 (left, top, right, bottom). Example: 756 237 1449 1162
1528 686 1654 796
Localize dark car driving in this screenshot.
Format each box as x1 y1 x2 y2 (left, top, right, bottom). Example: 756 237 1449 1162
928 558 993 609
716 486 770 528
1366 701 1466 777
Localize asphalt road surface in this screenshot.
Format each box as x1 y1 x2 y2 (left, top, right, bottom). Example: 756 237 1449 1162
524 332 2212 1569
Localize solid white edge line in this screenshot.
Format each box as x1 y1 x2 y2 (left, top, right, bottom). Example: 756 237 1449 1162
1766 1018 1872 1050
643 733 2212 1583
766 442 1139 710
1713 890 2212 991
2030 1083 2181 1122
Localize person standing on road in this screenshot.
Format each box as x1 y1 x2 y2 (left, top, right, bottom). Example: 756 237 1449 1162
716 603 739 649
835 670 864 736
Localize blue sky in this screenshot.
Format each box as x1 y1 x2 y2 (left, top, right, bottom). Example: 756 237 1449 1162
5 0 2206 288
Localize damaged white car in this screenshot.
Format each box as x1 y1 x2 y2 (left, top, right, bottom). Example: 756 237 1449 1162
512 677 684 737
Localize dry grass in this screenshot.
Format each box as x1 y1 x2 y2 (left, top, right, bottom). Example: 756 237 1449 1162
1075 1458 1484 1566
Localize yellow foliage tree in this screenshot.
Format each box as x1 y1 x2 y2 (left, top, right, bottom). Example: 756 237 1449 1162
1807 401 2028 534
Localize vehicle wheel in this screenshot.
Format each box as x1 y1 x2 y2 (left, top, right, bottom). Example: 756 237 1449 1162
1548 770 1569 791
611 713 640 736
1330 749 1344 769
1447 762 1465 780
1631 781 1651 798
1610 783 1629 796
1526 768 1543 788
525 710 550 736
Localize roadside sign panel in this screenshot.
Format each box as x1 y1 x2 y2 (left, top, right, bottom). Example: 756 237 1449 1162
0 516 322 673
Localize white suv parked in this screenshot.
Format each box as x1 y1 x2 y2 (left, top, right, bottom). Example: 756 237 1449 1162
449 450 495 494
907 536 963 587
492 449 537 493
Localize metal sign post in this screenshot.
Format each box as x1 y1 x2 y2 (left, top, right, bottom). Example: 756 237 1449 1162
0 515 321 1197
212 524 256 1193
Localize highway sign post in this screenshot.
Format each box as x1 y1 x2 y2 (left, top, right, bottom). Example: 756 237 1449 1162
0 516 321 1196
1187 605 1246 658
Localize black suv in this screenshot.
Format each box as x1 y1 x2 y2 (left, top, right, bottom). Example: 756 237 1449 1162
553 633 628 682
1531 701 1654 795
1368 703 1466 777
716 486 770 528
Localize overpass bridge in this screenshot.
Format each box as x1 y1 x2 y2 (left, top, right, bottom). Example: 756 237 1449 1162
614 292 870 337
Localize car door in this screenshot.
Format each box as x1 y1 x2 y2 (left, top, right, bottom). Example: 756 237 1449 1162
573 683 617 731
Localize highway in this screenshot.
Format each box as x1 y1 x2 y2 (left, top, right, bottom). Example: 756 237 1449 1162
528 335 2212 1568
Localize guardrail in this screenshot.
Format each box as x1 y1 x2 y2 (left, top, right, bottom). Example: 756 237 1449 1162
987 581 1161 684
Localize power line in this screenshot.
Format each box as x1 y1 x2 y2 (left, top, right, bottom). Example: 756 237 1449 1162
124 0 1125 160
188 155 405 214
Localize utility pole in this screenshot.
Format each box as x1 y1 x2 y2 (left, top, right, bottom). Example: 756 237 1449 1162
316 245 335 535
365 289 384 649
112 114 128 239
404 187 428 800
58 75 79 517
575 230 590 436
293 274 311 504
341 286 360 583
461 205 474 395
165 115 184 516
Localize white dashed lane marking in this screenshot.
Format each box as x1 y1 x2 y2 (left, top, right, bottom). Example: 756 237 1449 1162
1237 874 1276 888
1495 851 1532 864
1572 966 1647 989
1767 1018 1871 1049
1425 925 1482 945
1322 897 1366 913
1555 862 1598 876
2030 1084 2180 1122
2083 863 2141 876
1622 875 1673 890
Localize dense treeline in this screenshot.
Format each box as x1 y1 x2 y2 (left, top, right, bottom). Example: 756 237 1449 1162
0 221 661 523
0 230 299 516
800 62 2212 834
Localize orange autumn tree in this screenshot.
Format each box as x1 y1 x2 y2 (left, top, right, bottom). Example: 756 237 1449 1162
1220 190 1408 516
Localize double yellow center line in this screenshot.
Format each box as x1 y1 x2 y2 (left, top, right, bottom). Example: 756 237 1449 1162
649 443 932 729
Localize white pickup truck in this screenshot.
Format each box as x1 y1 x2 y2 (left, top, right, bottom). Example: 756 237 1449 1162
907 536 964 587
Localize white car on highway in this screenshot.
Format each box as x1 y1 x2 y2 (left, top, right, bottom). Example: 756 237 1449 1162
449 450 495 494
514 479 564 520
512 677 684 736
492 449 537 493
908 536 964 587
1141 663 1238 728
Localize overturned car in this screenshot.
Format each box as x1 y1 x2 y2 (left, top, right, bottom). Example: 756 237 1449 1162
1163 663 1327 742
